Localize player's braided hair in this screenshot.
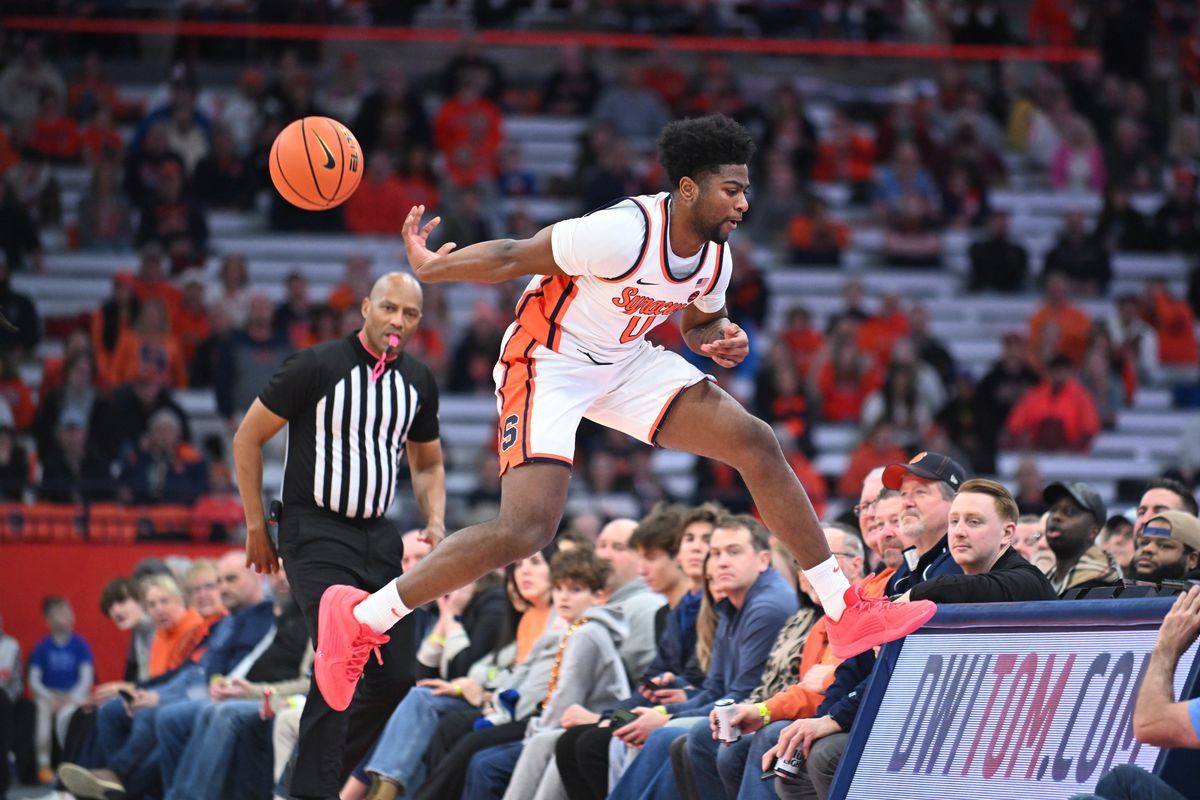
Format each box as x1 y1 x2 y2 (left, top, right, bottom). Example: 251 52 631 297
657 114 755 189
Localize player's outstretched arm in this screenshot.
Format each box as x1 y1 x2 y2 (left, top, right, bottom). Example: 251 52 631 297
403 204 565 284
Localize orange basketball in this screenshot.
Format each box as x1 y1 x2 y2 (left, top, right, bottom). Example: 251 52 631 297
269 116 363 210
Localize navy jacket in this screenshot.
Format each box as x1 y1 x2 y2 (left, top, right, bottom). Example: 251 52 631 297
664 568 798 717
644 589 705 688
888 534 962 595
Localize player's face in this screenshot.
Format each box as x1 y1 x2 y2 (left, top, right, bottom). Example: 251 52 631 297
696 165 749 244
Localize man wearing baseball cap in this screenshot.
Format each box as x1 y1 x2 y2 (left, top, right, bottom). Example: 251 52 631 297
881 452 968 595
1042 481 1121 597
1131 511 1200 585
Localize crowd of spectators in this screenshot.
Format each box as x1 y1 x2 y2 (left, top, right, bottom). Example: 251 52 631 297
3 461 1200 798
0 6 1195 532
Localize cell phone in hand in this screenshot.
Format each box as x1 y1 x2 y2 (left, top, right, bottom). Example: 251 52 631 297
118 689 135 707
639 675 659 691
610 708 638 728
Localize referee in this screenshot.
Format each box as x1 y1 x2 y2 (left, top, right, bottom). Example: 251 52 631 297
233 271 445 800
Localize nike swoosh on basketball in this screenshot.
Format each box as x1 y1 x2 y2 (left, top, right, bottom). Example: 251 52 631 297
635 278 658 286
313 132 336 169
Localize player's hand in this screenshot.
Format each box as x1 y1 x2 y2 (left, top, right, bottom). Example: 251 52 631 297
700 323 749 368
245 526 280 575
403 205 457 273
613 706 669 747
1157 585 1200 659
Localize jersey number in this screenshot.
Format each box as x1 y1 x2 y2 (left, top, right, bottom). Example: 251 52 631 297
619 315 655 344
500 414 519 451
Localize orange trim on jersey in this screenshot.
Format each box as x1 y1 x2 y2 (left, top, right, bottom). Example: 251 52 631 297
496 326 574 475
648 384 687 445
702 243 725 297
515 275 577 352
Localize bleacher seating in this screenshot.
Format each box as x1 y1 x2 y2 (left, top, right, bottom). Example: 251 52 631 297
15 78 1197 520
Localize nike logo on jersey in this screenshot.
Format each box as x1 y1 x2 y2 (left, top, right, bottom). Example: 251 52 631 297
577 349 614 366
636 278 659 286
314 132 336 169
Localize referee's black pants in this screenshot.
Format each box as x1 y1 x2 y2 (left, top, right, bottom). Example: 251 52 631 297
278 505 417 800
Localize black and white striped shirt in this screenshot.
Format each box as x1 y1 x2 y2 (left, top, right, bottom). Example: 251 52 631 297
259 334 439 519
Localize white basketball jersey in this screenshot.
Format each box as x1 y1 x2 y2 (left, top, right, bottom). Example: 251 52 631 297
515 192 732 364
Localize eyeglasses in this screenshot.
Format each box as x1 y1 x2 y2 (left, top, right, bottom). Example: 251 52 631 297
853 501 877 518
1019 533 1044 546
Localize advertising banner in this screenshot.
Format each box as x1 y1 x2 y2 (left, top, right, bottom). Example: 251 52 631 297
832 598 1200 800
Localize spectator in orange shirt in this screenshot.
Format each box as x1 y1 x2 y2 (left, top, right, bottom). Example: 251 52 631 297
31 89 81 163
108 297 188 389
836 422 908 500
783 448 828 520
344 152 409 235
92 272 140 382
434 69 502 189
813 334 881 423
1005 355 1101 452
1029 272 1093 366
811 110 875 187
787 196 851 266
855 292 910 368
778 307 825 379
80 104 125 165
69 53 129 122
172 270 211 369
1145 278 1199 369
394 145 441 213
756 351 815 457
133 243 183 322
326 254 375 314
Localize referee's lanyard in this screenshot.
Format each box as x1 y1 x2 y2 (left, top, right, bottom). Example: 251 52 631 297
359 330 400 382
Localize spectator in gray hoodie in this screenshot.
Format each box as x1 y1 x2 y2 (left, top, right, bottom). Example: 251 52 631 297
464 548 631 799
597 518 667 681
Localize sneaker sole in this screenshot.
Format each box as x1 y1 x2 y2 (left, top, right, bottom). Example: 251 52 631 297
57 763 126 800
830 600 938 660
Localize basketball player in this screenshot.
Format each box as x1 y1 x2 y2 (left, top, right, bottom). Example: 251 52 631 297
314 115 936 712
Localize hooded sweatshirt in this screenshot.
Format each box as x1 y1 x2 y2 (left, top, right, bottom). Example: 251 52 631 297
527 604 630 738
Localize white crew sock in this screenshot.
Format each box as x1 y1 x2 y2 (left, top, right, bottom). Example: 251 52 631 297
803 556 851 621
353 580 410 634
